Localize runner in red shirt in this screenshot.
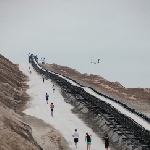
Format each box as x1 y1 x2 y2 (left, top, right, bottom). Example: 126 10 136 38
50 103 54 117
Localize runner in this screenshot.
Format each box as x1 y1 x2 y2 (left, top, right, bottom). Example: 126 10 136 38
72 129 79 148
28 67 30 73
50 103 54 117
43 78 44 83
45 93 49 104
52 85 55 93
28 67 32 74
85 133 92 150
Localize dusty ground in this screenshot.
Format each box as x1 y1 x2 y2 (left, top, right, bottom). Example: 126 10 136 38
0 54 41 150
41 63 150 116
21 115 70 150
0 104 41 150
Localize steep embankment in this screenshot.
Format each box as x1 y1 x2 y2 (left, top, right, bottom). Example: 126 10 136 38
41 63 150 115
0 54 42 150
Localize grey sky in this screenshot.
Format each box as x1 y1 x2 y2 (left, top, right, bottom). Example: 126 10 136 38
0 0 150 88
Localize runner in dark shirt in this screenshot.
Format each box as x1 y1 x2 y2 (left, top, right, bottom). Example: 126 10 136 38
85 133 92 150
103 133 110 150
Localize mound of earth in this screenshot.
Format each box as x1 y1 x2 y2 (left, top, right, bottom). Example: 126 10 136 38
0 54 70 150
0 54 42 150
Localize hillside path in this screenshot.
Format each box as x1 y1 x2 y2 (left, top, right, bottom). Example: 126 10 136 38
19 64 105 150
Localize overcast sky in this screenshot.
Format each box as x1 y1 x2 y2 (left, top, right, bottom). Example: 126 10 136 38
0 0 150 88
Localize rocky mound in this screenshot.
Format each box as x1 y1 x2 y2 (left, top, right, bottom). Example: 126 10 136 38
0 54 42 150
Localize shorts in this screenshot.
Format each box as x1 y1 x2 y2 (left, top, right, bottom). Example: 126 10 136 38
74 138 78 143
46 98 48 100
87 142 91 145
51 109 53 111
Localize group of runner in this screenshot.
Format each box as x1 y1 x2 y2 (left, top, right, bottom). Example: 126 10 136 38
44 78 110 149
72 129 110 150
30 67 110 150
44 78 55 117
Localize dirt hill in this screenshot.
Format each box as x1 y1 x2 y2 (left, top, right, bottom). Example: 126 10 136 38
0 54 42 150
0 54 72 150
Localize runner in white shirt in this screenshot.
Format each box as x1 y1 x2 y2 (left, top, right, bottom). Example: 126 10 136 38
72 129 79 148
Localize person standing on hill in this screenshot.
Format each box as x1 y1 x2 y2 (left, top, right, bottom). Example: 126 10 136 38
72 129 79 148
85 133 92 150
45 93 49 104
103 133 110 150
29 67 30 72
50 103 54 117
52 85 55 93
29 67 32 74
